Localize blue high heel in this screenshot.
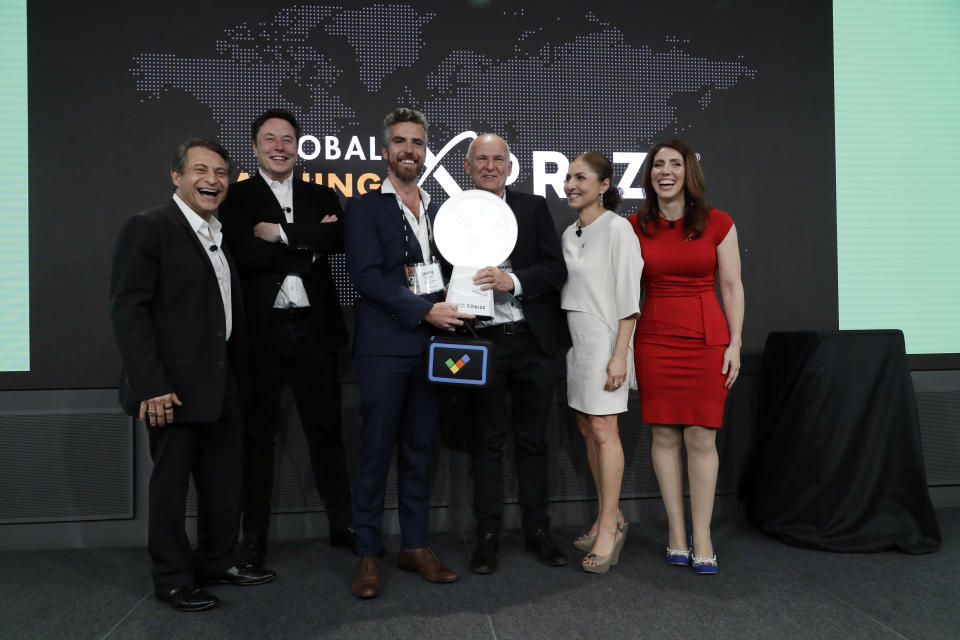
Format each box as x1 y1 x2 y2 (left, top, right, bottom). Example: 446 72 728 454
665 544 691 566
689 535 718 575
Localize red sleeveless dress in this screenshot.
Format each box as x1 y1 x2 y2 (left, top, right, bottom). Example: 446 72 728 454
628 209 734 428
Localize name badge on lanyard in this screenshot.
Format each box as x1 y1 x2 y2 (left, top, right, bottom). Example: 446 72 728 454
406 257 444 295
399 194 444 295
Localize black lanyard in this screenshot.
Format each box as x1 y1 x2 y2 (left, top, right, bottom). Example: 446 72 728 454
398 197 433 265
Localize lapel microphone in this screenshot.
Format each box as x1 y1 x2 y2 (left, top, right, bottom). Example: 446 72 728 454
209 245 219 252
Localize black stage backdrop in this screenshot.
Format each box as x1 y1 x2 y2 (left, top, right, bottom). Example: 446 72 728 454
10 0 834 389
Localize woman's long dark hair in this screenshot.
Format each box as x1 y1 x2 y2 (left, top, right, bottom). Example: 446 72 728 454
636 140 709 238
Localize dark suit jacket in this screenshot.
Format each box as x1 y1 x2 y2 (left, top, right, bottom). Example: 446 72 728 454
110 200 248 423
218 175 348 351
344 188 443 358
503 188 569 355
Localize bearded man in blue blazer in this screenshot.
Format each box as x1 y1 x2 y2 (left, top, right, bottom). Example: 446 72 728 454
344 108 473 599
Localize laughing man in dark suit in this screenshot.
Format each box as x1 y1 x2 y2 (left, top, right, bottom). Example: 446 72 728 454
110 138 276 612
219 110 353 568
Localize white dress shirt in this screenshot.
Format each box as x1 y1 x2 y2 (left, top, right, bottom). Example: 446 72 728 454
260 169 312 309
381 175 432 262
172 194 232 340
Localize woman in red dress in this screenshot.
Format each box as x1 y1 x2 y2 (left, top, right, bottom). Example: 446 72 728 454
628 140 744 574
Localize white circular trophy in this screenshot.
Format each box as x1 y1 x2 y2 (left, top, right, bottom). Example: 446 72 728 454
434 189 518 318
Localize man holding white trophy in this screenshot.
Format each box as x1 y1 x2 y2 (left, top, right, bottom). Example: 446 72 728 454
436 133 569 574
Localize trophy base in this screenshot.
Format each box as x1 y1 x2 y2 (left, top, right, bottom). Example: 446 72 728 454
446 265 494 318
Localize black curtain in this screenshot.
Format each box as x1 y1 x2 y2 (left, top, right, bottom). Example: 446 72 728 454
741 330 940 554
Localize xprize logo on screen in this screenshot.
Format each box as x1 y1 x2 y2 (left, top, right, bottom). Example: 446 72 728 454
239 130 648 200
420 131 647 201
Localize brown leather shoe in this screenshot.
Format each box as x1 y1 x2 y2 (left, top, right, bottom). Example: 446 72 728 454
398 548 458 583
351 557 380 599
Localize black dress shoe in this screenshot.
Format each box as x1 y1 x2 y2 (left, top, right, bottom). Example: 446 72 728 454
471 531 499 574
156 586 219 612
238 534 268 569
204 564 277 586
525 528 568 567
329 525 356 550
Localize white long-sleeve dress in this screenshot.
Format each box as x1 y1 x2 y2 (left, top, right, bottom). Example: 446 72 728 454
560 211 644 415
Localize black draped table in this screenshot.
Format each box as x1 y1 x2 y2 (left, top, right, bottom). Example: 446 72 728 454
741 330 941 554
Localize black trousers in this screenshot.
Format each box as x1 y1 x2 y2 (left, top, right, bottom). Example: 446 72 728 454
147 369 242 593
242 315 351 537
472 329 559 534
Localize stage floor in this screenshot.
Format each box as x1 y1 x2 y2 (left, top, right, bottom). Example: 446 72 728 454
2 509 956 640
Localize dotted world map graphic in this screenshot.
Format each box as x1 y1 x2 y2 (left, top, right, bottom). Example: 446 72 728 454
129 3 756 302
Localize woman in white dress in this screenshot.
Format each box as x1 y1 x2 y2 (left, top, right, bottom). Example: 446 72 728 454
561 152 644 573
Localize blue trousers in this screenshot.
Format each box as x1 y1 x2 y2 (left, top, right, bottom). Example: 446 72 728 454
352 353 439 556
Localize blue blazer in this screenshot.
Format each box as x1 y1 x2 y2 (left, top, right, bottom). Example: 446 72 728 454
345 188 443 358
